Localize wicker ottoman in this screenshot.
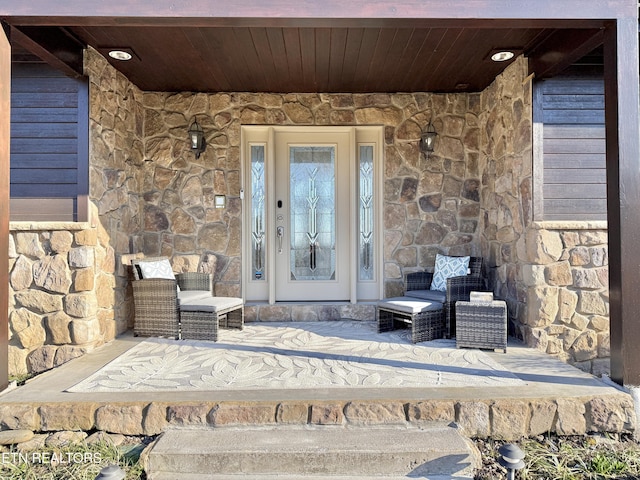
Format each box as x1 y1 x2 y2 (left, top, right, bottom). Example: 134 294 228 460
455 299 507 352
179 297 244 341
377 297 445 343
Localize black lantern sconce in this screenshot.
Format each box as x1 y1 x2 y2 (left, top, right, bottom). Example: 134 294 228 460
420 121 438 158
188 117 206 159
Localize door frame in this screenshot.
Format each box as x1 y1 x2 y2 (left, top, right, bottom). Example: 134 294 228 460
241 125 384 304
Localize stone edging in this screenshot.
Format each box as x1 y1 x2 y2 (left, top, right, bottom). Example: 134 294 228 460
10 222 93 232
0 393 634 442
532 221 608 231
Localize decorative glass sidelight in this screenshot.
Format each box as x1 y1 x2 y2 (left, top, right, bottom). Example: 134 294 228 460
289 146 335 281
250 145 266 281
359 145 374 281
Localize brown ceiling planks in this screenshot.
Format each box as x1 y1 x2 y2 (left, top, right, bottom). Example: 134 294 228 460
0 20 612 93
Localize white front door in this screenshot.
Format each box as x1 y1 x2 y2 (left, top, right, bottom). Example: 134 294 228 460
274 130 351 301
242 126 383 304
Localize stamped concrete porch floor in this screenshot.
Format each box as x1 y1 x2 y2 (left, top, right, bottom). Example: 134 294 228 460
66 321 524 393
0 320 635 439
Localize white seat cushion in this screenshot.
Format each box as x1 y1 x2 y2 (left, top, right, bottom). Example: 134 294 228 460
377 297 442 314
180 297 244 313
177 290 212 305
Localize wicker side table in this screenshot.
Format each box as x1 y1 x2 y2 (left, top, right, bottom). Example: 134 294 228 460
455 300 507 352
377 297 445 344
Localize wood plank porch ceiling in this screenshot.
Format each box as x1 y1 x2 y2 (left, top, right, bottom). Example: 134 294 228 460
6 20 604 93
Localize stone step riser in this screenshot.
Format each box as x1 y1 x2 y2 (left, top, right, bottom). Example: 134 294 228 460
152 451 458 476
146 424 479 479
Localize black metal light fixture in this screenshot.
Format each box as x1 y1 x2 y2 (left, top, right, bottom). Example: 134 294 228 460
188 117 206 159
420 121 438 158
498 443 525 480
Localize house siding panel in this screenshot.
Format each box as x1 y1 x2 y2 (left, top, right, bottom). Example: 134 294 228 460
10 62 87 221
538 76 606 221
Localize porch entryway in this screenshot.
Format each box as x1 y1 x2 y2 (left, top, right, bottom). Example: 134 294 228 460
0 321 633 437
242 126 384 304
0 320 634 477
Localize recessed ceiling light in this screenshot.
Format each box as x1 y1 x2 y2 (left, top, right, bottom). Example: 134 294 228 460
491 51 515 62
108 50 133 61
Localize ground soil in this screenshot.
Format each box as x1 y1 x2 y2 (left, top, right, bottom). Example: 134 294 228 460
473 433 640 480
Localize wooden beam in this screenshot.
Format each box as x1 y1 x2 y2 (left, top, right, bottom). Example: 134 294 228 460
0 0 635 20
10 26 83 78
0 0 634 27
605 18 640 386
528 29 605 79
0 17 610 29
0 23 10 392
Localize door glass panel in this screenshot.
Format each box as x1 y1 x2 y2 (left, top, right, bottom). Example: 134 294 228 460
250 145 266 281
289 146 335 281
359 145 374 281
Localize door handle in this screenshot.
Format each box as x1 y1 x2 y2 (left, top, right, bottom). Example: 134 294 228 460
276 226 284 254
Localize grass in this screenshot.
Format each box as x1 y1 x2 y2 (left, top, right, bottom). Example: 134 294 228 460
8 373 34 386
476 434 640 480
0 439 147 480
1 432 639 479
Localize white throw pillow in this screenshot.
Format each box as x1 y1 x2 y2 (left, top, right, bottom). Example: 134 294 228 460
430 254 470 292
138 259 176 280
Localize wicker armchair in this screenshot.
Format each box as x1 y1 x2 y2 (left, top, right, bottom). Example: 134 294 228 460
404 256 485 338
131 257 213 338
132 277 180 338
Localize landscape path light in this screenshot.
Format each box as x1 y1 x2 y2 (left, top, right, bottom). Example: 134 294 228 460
95 464 126 480
498 443 525 480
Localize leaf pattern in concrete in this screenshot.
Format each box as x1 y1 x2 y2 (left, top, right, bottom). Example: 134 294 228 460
68 321 523 393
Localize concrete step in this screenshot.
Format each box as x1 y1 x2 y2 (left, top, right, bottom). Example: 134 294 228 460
146 423 479 479
152 475 472 480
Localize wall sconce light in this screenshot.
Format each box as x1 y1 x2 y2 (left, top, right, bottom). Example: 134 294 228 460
188 117 206 159
420 121 438 158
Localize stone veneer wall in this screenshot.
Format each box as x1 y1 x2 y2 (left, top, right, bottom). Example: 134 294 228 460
8 223 101 374
7 48 144 375
7 51 611 377
85 48 145 332
478 57 533 332
521 225 609 375
479 57 610 375
141 91 485 298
